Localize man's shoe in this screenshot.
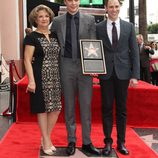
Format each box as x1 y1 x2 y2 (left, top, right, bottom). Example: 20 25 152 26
66 142 76 155
82 143 100 155
117 143 129 155
102 142 112 156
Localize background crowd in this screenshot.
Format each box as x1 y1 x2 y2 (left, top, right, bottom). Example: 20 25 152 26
137 34 158 86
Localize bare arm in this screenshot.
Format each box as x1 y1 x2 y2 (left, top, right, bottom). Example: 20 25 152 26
24 45 36 93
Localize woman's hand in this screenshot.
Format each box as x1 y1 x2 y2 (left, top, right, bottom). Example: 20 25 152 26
26 81 36 93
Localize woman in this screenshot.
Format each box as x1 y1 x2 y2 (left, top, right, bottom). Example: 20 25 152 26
24 5 62 155
150 42 158 85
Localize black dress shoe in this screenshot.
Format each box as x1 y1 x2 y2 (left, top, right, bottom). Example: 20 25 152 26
102 142 112 156
66 142 76 155
82 143 100 155
117 143 129 155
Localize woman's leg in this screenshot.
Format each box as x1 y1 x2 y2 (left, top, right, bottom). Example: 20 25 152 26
37 113 52 149
47 111 60 146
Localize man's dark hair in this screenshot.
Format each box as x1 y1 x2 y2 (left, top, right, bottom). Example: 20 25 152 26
105 0 122 6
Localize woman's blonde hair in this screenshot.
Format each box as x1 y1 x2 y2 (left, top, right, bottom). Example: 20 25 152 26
28 4 54 27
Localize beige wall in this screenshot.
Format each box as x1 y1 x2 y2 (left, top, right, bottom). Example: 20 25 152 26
0 27 1 56
0 1 2 55
0 0 20 60
0 0 26 78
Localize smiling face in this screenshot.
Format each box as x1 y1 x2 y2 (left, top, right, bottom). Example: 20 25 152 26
105 0 121 21
64 0 80 15
35 9 50 28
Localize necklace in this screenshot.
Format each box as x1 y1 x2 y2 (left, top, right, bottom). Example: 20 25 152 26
36 29 50 35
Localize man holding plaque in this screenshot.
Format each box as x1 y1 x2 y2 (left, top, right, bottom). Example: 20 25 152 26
51 0 100 156
96 0 140 156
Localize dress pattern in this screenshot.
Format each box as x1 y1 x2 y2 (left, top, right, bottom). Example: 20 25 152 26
38 37 62 112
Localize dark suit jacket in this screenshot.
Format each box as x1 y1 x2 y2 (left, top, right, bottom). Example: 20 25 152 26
96 19 140 80
139 44 154 68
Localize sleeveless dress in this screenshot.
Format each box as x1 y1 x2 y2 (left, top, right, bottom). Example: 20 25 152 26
24 31 62 113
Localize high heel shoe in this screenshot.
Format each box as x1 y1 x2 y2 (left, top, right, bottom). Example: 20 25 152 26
43 148 54 155
50 145 56 151
41 138 56 151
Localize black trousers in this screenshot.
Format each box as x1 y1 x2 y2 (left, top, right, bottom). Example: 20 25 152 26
151 71 158 86
100 71 129 145
140 66 151 83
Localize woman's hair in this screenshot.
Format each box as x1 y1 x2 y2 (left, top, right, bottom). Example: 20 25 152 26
28 4 54 27
150 41 158 50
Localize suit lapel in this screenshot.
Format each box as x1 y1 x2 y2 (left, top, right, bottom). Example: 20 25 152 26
118 20 124 44
101 21 112 48
61 14 66 44
79 13 83 39
104 21 112 47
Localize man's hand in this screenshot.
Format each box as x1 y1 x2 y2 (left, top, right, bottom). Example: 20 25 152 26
129 78 138 88
89 73 98 78
144 45 151 50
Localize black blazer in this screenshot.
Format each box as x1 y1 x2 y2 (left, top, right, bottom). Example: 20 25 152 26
139 44 154 67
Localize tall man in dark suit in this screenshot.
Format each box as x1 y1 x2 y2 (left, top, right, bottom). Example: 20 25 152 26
136 34 154 83
51 0 100 156
96 0 140 156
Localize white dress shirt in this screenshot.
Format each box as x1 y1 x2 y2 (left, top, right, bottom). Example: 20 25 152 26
107 18 120 45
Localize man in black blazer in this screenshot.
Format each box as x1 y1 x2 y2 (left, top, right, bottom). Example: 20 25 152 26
96 0 140 156
136 34 154 83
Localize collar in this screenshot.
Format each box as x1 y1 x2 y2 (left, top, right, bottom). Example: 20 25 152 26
67 11 79 19
107 18 120 25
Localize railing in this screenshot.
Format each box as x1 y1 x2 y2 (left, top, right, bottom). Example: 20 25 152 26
0 60 22 116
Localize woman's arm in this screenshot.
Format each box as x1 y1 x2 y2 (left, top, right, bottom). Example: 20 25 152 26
24 45 36 93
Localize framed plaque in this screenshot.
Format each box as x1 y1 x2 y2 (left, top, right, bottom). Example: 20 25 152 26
80 39 106 74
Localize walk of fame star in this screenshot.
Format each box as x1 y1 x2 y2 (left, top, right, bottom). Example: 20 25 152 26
84 42 99 57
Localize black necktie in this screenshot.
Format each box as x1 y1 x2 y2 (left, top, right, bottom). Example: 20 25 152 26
71 15 77 61
112 22 118 48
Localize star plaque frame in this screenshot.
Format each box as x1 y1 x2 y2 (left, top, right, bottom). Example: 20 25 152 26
80 39 106 74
